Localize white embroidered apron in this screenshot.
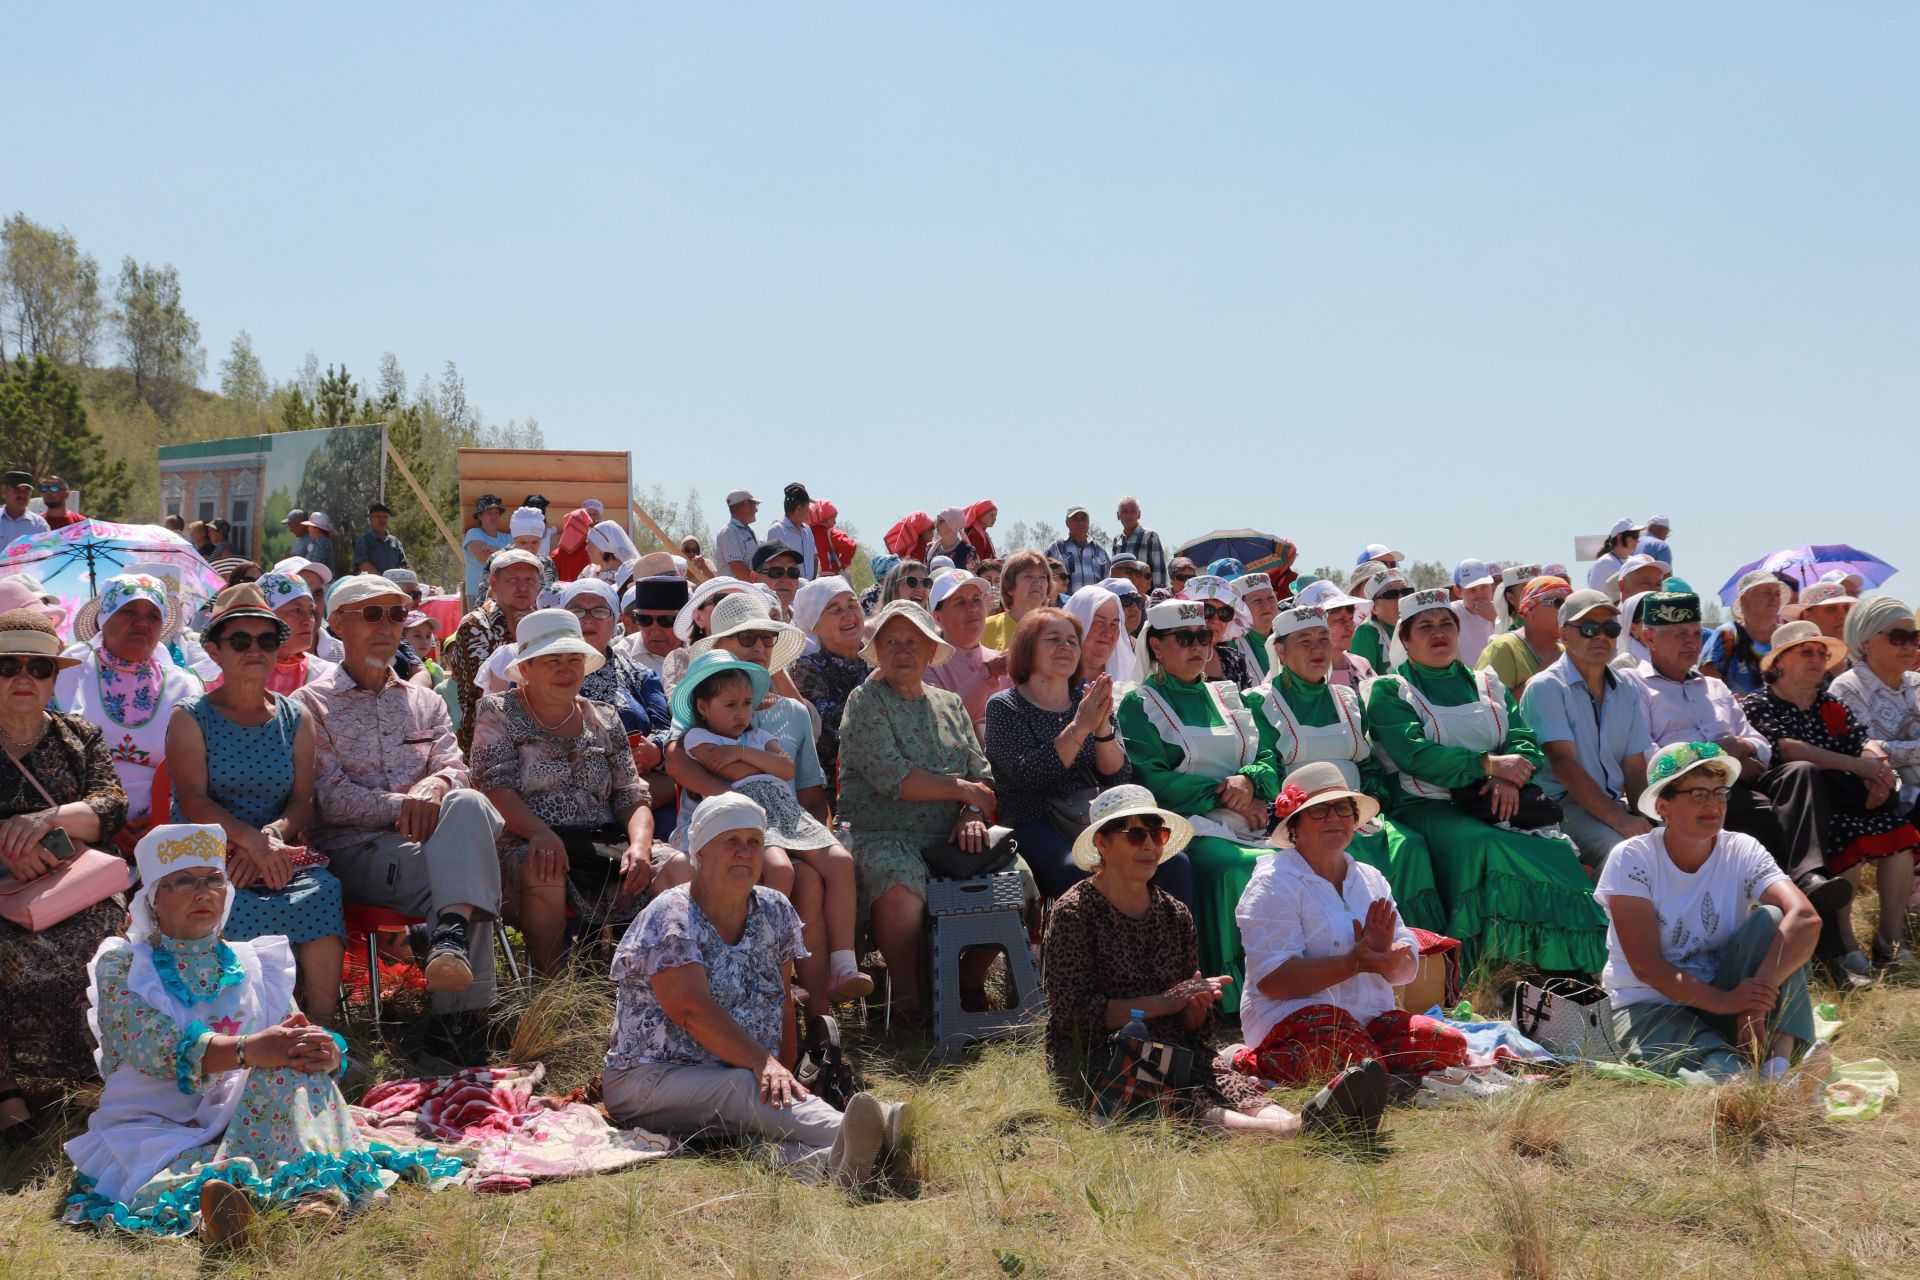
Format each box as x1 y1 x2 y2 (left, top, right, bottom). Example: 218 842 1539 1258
1378 668 1508 802
1138 680 1260 840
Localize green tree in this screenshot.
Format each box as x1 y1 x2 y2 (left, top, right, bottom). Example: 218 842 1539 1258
0 354 131 516
314 363 361 427
0 214 104 366
113 257 204 417
218 330 269 409
1403 559 1450 590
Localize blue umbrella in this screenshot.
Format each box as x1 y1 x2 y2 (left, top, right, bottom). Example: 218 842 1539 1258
1717 544 1897 604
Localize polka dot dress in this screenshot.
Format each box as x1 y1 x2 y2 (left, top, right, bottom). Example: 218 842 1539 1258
174 695 344 944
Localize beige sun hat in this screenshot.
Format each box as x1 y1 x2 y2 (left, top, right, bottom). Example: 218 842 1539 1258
689 591 806 673
0 608 82 669
859 599 955 668
1269 760 1381 849
1758 619 1849 675
1783 580 1860 621
1069 784 1193 872
504 608 607 684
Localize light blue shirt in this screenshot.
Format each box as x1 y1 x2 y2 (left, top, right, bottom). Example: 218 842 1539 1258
1521 654 1652 801
462 528 511 602
1045 536 1111 593
715 518 759 576
0 508 50 550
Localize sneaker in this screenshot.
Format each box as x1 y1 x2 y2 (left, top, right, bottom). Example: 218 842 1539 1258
198 1179 258 1249
424 918 474 993
826 1092 886 1189
880 1100 917 1180
827 966 875 1003
1302 1059 1389 1139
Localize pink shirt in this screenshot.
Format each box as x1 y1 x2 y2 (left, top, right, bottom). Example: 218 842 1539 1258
923 644 1010 741
289 662 468 851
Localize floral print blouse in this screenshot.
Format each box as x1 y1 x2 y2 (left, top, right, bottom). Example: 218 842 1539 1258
470 691 649 835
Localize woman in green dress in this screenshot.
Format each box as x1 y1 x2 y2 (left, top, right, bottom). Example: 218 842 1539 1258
1248 604 1445 934
1115 599 1277 1008
1361 589 1607 978
1348 562 1412 675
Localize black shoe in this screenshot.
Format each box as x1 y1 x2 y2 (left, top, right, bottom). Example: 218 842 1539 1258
1796 873 1854 920
424 917 474 993
1302 1059 1390 1140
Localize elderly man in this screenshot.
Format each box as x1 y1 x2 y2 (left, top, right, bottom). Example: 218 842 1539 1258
765 482 817 579
1622 591 1858 976
1047 506 1111 594
620 575 690 674
716 488 761 580
446 547 544 751
750 542 805 619
1449 558 1498 666
1110 496 1168 591
37 475 83 529
1108 554 1153 600
0 471 50 546
354 500 408 574
290 575 505 1046
1519 590 1654 868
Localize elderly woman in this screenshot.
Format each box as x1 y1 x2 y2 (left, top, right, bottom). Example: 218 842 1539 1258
982 549 1052 650
1787 581 1861 650
1252 605 1443 933
1232 763 1466 1095
1595 743 1828 1085
1115 600 1277 1006
55 573 203 838
562 579 671 739
1293 580 1374 689
1066 583 1139 685
1363 589 1608 977
471 610 653 974
1702 569 1792 697
924 571 1009 739
1042 786 1300 1136
1227 575 1281 682
1476 575 1568 694
166 584 343 1024
1832 596 1920 815
603 794 910 1184
253 571 340 696
63 823 460 1241
0 610 128 1138
839 602 997 1020
789 576 869 796
1744 620 1918 972
984 607 1166 901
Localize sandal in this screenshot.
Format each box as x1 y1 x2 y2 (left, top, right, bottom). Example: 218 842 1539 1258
827 967 875 1002
198 1180 258 1250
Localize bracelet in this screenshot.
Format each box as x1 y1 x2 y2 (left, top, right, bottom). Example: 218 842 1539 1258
234 1034 249 1070
1093 731 1116 742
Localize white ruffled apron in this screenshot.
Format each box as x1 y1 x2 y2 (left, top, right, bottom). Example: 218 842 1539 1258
1137 680 1261 841
66 936 297 1205
1258 680 1370 791
1372 668 1507 801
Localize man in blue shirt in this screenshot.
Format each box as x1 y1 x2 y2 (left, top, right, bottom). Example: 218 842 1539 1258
715 488 761 580
1520 589 1653 869
0 471 49 548
1046 505 1110 594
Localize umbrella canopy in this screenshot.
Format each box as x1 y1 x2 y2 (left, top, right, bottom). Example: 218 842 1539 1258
1717 545 1897 604
1174 529 1288 570
0 519 226 638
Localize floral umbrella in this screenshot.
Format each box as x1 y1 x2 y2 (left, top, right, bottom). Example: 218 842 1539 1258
0 519 225 638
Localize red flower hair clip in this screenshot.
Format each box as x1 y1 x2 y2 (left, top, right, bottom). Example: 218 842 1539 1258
1271 783 1311 824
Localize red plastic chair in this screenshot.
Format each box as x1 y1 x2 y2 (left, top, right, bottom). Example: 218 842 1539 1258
341 903 522 1021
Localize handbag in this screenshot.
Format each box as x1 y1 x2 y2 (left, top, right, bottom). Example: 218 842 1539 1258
794 1013 858 1112
0 742 131 931
1045 768 1100 842
1449 782 1564 831
920 825 1019 879
1510 980 1622 1061
551 823 634 912
1089 1031 1196 1122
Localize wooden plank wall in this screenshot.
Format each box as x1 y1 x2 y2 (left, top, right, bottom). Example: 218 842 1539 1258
455 449 633 533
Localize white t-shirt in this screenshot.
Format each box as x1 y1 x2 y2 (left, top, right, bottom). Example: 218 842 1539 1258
1593 830 1788 1007
1450 601 1496 666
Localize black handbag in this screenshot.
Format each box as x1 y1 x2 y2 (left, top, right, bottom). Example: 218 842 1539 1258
1046 766 1101 842
921 825 1019 879
551 824 634 911
1448 782 1564 831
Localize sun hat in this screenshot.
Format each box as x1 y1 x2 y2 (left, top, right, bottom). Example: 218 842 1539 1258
1640 591 1701 627
488 548 543 577
1842 595 1916 663
1182 575 1250 640
0 608 81 669
1453 558 1494 590
1294 579 1364 612
1353 543 1402 567
72 573 185 644
1069 784 1192 872
558 577 619 614
324 572 409 618
692 592 807 672
1758 619 1849 676
1346 559 1388 595
203 581 291 646
208 556 256 582
1784 580 1860 622
504 608 606 683
685 791 767 866
674 575 749 641
305 512 335 534
725 488 757 507
1358 567 1410 602
929 570 989 612
629 551 681 580
473 493 505 516
1638 741 1741 819
1558 589 1616 626
670 649 774 731
509 506 546 540
128 823 234 945
1269 761 1382 848
1729 569 1790 624
273 555 333 587
859 600 955 668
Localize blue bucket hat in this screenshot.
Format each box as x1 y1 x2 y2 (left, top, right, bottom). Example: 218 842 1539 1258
670 650 773 731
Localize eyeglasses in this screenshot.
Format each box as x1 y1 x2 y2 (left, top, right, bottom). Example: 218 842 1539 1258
628 612 675 628
1883 629 1919 649
898 576 934 590
758 566 803 580
1374 588 1414 602
1669 785 1731 805
0 657 57 680
1164 630 1212 649
1302 800 1361 821
351 604 409 625
1574 619 1623 640
731 631 779 648
568 605 615 621
1202 605 1236 623
219 629 283 653
157 870 229 895
1100 818 1171 847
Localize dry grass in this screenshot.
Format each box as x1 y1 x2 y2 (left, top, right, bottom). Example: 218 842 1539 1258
4 974 1918 1279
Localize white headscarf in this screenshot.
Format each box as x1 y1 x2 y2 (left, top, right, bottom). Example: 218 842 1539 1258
1065 584 1139 683
686 792 767 867
587 520 639 565
129 823 236 946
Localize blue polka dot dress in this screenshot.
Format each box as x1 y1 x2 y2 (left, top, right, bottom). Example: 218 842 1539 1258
174 695 344 945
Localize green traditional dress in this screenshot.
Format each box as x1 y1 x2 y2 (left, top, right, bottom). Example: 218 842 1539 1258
1116 671 1277 1010
1363 660 1607 977
1349 615 1393 674
1230 631 1273 683
1250 668 1445 933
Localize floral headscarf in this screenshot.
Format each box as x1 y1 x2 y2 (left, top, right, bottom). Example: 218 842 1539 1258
256 571 312 613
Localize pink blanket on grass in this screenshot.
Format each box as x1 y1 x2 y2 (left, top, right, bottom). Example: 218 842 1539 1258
354 1063 672 1193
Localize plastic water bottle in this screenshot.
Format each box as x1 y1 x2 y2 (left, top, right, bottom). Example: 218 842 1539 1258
1120 1009 1149 1045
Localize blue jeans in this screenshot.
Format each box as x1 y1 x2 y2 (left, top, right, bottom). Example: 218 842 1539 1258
1011 820 1194 909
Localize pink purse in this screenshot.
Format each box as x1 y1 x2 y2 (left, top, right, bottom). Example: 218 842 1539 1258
0 741 132 931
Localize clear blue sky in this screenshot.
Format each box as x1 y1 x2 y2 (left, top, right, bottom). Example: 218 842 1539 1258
12 4 1916 599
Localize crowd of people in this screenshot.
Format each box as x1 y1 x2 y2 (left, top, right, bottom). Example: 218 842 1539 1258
1 486 1915 1242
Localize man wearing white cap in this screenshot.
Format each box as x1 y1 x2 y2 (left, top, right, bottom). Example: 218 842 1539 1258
923 571 1009 739
1644 516 1671 541
716 489 761 580
1448 558 1498 666
1586 518 1643 593
446 548 545 754
290 576 505 1047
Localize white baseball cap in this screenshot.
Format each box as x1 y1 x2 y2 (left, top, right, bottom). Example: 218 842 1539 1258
725 488 758 506
1453 558 1494 589
929 570 989 611
1294 579 1364 611
1353 542 1402 567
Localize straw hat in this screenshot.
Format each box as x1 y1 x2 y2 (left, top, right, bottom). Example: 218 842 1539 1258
1269 761 1381 848
1758 619 1848 675
1069 784 1193 872
690 592 806 673
674 575 749 642
1783 581 1860 621
1638 741 1741 819
503 608 606 683
72 573 186 644
0 608 81 669
859 600 955 668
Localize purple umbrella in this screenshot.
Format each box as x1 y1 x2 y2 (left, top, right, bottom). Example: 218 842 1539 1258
1717 545 1897 604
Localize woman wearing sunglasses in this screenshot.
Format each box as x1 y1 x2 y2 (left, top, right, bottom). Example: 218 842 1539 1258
1042 785 1301 1138
1180 574 1255 690
1831 596 1920 822
1115 599 1276 1010
876 558 935 611
165 583 344 1025
1364 589 1608 980
1347 565 1412 676
0 608 129 1143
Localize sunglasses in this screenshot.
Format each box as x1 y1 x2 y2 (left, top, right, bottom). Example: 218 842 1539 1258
1574 619 1623 640
1302 799 1360 821
1202 605 1236 623
628 612 676 628
758 565 803 580
1172 571 1197 582
898 576 934 590
1164 629 1212 649
732 631 779 648
568 604 615 621
37 484 61 494
1883 628 1919 649
1537 596 1569 612
157 870 230 895
1100 818 1171 847
351 604 409 625
0 657 57 680
1374 587 1414 602
219 629 283 653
